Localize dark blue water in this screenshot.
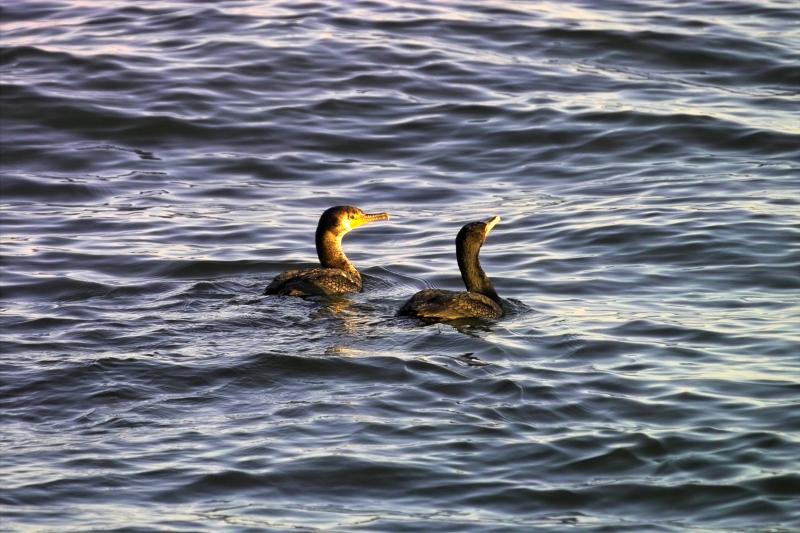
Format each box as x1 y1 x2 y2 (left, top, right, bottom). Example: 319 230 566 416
2 1 799 530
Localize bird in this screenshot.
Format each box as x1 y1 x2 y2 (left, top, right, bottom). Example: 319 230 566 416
265 206 390 297
398 216 505 321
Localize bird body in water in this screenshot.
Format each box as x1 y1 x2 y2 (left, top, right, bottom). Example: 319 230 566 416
265 206 390 297
398 216 505 321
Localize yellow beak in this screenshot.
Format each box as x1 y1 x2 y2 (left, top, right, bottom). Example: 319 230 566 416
351 211 390 230
484 215 501 234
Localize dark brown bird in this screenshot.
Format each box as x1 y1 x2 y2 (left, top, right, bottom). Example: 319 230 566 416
265 206 390 297
398 216 504 321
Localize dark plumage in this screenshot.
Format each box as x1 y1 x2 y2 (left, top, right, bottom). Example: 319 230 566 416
265 206 390 297
398 216 504 321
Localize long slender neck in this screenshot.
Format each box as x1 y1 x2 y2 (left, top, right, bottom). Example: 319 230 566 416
316 226 359 281
457 240 500 304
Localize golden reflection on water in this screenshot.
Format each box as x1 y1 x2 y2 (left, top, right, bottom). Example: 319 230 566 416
311 298 371 342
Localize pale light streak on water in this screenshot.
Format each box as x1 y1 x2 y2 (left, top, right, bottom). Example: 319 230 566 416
2 0 800 531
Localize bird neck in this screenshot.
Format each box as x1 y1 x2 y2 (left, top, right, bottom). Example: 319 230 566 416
457 241 500 304
316 227 360 281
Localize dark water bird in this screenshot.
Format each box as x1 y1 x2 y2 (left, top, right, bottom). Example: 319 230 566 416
265 206 390 297
399 216 505 321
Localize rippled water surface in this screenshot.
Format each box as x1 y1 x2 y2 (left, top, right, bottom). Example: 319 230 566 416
2 0 800 530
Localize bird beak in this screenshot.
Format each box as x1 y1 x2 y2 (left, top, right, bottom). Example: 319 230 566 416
361 212 390 224
352 211 390 229
484 215 501 234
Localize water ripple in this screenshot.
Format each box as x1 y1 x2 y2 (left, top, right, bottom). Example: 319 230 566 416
2 0 800 530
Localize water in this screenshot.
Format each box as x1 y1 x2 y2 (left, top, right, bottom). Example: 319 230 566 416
2 0 799 530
